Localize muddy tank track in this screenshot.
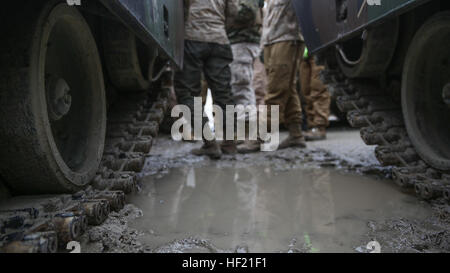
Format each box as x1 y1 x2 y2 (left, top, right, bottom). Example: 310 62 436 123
0 87 170 253
321 69 450 202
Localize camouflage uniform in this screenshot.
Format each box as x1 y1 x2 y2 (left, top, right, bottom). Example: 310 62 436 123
263 0 304 45
229 43 260 114
227 0 264 122
263 0 305 147
175 0 236 157
184 0 229 45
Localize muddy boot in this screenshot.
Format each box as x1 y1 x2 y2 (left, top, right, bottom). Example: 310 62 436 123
237 140 262 154
221 140 237 155
191 140 222 159
235 133 245 145
278 123 307 150
304 127 327 141
235 139 245 145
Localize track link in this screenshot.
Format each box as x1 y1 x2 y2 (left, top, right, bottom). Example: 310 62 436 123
0 86 171 253
322 69 450 202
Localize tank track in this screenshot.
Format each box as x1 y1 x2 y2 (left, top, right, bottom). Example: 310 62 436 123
322 69 450 202
0 87 170 253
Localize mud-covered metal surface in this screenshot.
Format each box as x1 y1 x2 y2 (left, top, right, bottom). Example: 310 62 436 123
81 128 450 253
321 68 450 202
0 86 171 253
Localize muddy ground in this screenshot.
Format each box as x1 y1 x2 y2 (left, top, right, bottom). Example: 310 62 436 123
79 127 450 253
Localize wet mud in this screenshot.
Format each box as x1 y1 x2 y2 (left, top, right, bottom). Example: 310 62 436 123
78 204 145 253
82 128 450 253
131 166 433 253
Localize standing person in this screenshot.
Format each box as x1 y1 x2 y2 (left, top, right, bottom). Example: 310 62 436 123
227 0 264 130
239 0 306 153
300 49 331 141
264 0 305 149
175 0 237 159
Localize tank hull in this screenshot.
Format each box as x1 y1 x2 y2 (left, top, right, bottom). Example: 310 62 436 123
292 0 431 53
99 0 184 68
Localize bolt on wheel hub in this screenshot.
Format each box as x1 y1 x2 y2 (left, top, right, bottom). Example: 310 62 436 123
46 76 72 121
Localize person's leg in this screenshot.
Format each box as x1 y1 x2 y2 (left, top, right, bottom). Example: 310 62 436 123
174 40 222 158
238 44 275 154
230 43 258 107
230 43 260 141
200 75 209 105
204 43 234 118
281 85 306 149
204 42 236 155
253 56 268 106
239 42 303 153
300 58 313 126
264 42 292 127
174 40 203 140
264 41 305 149
284 42 305 127
174 40 204 113
304 58 331 141
310 59 331 128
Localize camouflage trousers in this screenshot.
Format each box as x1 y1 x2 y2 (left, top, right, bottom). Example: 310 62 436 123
230 43 261 122
264 41 304 126
299 58 331 128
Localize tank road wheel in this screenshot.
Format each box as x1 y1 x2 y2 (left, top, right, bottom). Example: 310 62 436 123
336 19 399 78
0 2 106 194
102 20 157 92
402 12 450 171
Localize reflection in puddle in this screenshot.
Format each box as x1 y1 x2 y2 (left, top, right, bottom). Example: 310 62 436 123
130 167 431 253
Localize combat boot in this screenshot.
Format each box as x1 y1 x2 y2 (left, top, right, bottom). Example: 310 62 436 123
304 127 327 141
235 132 245 145
191 140 222 159
278 123 307 150
237 139 262 154
221 140 238 155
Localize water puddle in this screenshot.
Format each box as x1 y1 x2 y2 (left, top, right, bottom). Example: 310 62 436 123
129 166 432 253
